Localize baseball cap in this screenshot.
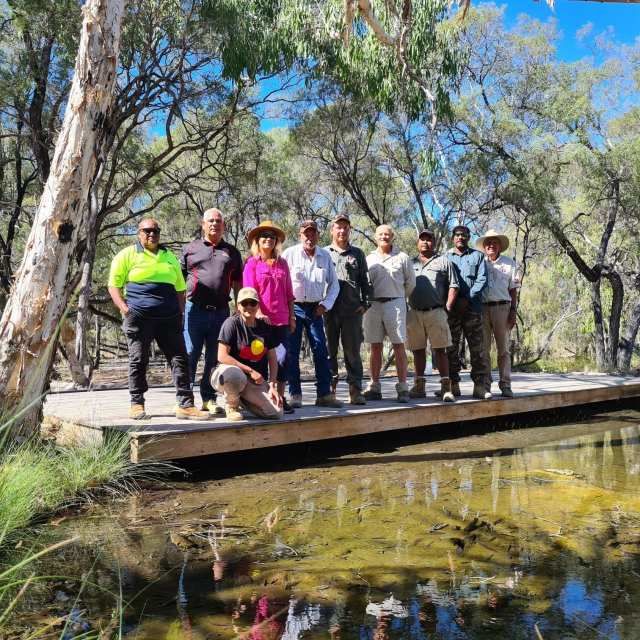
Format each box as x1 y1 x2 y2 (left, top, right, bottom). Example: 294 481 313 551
299 219 318 231
418 229 435 238
332 214 351 224
237 287 260 304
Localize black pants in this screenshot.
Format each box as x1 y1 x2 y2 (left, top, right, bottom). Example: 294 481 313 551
122 312 194 407
325 311 364 388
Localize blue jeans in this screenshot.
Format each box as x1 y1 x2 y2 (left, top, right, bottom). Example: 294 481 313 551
183 301 229 402
288 302 332 397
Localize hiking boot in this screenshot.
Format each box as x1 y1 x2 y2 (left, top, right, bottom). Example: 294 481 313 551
225 405 244 422
129 404 148 420
472 384 492 400
349 384 366 405
315 393 343 408
290 394 303 408
435 380 461 398
439 377 455 403
203 399 225 416
176 405 210 420
363 382 382 401
282 397 295 414
409 377 426 399
499 384 514 398
396 382 410 403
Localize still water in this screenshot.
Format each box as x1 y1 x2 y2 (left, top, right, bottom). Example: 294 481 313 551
31 408 640 638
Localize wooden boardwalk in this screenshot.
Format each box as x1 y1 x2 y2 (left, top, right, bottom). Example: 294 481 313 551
43 372 640 462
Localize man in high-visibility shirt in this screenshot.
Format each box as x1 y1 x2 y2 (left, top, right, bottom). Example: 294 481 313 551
108 218 209 420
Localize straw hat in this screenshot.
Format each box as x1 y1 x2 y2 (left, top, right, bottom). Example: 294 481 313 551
247 220 285 244
475 229 510 252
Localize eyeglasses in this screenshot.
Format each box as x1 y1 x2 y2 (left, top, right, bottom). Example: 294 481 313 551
259 232 277 240
140 227 160 235
239 299 258 308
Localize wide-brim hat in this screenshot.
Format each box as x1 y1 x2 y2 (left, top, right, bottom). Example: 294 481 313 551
475 229 510 252
247 220 285 245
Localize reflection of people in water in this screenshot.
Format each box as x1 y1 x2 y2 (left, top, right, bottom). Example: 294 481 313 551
231 593 286 640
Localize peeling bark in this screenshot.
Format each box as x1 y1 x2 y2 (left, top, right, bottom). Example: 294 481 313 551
0 0 126 434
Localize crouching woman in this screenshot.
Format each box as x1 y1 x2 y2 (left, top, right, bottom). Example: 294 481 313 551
212 287 284 421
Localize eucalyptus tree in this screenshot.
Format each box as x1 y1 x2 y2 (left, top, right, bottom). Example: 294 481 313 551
444 7 640 371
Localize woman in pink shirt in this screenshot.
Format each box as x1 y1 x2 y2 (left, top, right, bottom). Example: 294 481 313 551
244 221 295 412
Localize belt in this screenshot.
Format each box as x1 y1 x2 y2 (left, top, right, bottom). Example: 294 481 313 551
414 304 442 312
484 300 510 306
373 297 401 303
295 300 320 307
192 301 219 311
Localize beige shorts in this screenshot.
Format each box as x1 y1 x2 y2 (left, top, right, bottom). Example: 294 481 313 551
363 299 407 344
406 307 452 351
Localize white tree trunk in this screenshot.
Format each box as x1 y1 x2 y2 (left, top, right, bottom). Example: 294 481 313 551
0 0 126 434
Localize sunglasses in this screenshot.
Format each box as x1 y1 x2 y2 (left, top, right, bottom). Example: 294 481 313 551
140 227 160 235
259 232 277 240
239 299 258 307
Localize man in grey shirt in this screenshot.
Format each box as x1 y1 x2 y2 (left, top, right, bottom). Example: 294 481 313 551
407 229 459 402
325 214 371 405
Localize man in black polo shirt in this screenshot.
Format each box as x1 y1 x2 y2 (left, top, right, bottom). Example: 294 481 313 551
181 208 242 414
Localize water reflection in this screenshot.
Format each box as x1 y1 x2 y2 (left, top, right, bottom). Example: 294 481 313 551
25 411 640 638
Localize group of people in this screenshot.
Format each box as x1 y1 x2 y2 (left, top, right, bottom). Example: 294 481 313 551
107 209 520 422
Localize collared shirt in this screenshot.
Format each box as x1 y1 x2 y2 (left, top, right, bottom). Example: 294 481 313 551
243 256 294 326
482 254 521 302
181 238 242 308
326 243 372 315
108 241 185 318
282 243 340 310
446 247 487 313
366 247 416 299
409 253 459 310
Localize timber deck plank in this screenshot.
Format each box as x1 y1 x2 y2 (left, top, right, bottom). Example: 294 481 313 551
43 373 640 462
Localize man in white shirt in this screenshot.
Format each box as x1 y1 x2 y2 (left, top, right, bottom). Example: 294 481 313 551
476 229 521 397
363 224 416 402
282 219 342 408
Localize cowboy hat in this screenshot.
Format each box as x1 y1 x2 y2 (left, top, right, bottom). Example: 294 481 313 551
475 229 510 252
247 220 286 244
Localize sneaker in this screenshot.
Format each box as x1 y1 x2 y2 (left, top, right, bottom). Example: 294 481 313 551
282 397 295 414
128 404 148 420
396 382 410 403
290 394 303 409
225 405 244 422
409 377 426 399
472 384 492 400
363 383 382 401
499 385 514 398
203 400 225 416
176 406 210 420
315 393 343 408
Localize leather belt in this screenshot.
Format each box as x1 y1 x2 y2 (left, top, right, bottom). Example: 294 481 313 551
484 300 510 306
373 297 401 303
414 304 443 312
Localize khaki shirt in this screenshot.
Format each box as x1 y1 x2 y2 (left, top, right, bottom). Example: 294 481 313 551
366 247 416 299
482 255 521 302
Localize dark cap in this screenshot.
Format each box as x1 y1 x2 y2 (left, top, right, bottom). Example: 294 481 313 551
451 224 471 237
299 219 318 231
332 214 351 225
418 229 435 238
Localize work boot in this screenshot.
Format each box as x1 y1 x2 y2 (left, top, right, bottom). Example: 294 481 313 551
290 394 303 408
225 404 244 422
363 381 382 401
128 404 148 420
202 399 225 416
396 381 410 403
439 377 455 403
282 397 295 414
499 384 514 398
434 380 461 398
349 384 366 405
315 393 343 408
472 384 492 400
331 378 338 395
409 377 426 399
176 405 210 420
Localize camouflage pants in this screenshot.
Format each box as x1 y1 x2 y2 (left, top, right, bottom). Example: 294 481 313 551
446 310 489 384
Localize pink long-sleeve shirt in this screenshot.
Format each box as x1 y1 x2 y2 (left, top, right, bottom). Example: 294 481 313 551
243 256 294 326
